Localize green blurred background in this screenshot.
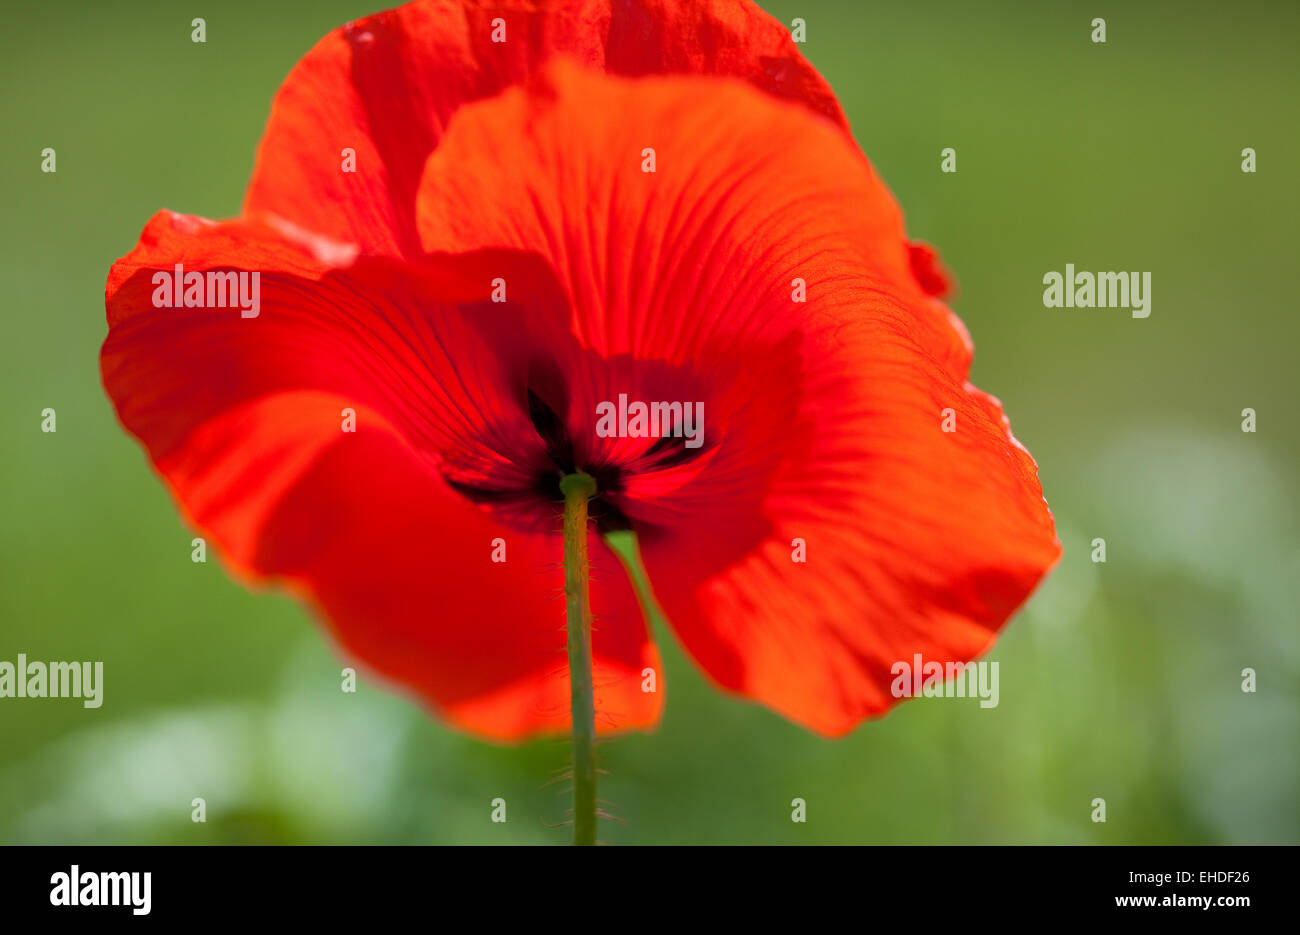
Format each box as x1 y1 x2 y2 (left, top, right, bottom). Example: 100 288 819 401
1 0 1296 844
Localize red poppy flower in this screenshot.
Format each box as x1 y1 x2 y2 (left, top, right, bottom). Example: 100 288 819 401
102 0 1060 742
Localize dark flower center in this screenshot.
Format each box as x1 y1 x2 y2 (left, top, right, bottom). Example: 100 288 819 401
524 388 633 533
441 373 710 537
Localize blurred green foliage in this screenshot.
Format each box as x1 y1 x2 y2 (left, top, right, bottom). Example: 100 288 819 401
1 0 1296 844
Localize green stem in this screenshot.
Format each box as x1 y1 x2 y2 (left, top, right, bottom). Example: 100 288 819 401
560 472 598 846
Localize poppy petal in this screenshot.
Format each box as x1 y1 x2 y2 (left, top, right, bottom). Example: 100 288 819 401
243 0 846 255
102 212 662 738
254 422 662 741
413 61 1060 734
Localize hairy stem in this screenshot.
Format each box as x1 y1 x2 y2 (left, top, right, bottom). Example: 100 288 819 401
560 472 598 846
